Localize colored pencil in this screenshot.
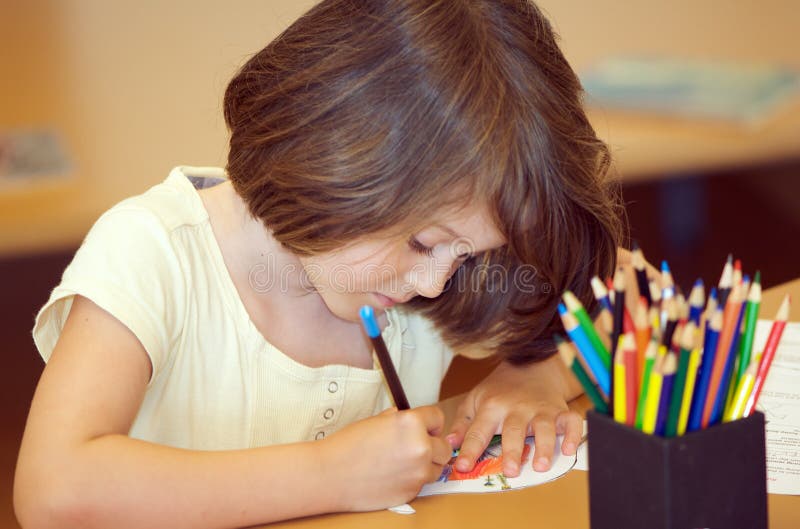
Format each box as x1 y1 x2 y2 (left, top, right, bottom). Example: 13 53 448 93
687 279 705 326
717 276 750 421
687 309 722 432
631 241 652 307
724 360 757 422
556 335 609 414
744 294 791 416
613 337 627 424
559 304 610 397
734 271 761 389
660 261 674 329
660 297 679 349
654 352 677 436
701 283 743 428
359 305 409 410
634 297 651 382
635 339 658 430
642 353 665 435
563 291 611 369
590 276 613 312
701 287 718 333
677 336 701 436
649 279 662 308
665 323 696 437
717 254 733 306
621 333 639 425
611 267 626 357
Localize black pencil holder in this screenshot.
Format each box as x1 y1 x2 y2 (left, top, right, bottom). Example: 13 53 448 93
587 410 767 529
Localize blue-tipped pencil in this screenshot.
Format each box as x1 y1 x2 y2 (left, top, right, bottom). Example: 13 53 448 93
559 303 610 397
687 309 722 431
687 279 705 326
359 305 410 410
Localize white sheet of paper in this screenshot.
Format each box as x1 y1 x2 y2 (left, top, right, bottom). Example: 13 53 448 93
418 434 575 496
754 320 800 495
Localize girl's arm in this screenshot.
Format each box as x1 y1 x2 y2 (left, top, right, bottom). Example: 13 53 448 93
14 296 450 529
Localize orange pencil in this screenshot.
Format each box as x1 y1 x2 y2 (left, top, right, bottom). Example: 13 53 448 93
701 282 743 427
744 294 791 416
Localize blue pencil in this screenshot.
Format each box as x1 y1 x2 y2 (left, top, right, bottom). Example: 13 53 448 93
559 303 610 397
687 278 705 327
687 309 722 431
590 276 613 312
654 353 677 436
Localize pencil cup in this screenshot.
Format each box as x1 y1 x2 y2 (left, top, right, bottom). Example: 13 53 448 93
587 410 767 529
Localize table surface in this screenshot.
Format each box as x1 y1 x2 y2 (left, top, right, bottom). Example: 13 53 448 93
259 277 800 529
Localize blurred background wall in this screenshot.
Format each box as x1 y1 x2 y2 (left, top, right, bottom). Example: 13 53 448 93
2 1 799 527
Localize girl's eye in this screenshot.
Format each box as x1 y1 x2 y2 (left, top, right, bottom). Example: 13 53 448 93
408 237 435 257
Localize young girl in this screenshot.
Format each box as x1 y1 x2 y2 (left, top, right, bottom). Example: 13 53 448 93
15 1 623 527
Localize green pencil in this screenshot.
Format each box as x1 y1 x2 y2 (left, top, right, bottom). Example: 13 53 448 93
563 291 611 369
634 339 658 430
665 323 696 437
556 335 609 414
735 271 761 386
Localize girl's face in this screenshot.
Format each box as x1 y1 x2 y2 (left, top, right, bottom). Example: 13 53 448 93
299 203 506 322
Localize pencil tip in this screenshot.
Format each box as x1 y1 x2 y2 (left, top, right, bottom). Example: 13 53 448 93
661 260 670 273
754 270 761 284
632 240 640 251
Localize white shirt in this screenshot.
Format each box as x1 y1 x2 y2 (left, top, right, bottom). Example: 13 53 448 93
33 166 455 450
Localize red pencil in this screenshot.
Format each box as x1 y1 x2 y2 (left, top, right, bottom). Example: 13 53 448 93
622 333 638 426
744 294 791 416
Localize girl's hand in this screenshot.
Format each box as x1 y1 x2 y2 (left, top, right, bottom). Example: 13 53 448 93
445 356 582 477
320 405 452 511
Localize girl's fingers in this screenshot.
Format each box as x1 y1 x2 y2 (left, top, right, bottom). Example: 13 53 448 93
530 415 557 472
556 410 583 455
446 400 475 449
454 414 499 473
499 413 529 477
431 437 454 466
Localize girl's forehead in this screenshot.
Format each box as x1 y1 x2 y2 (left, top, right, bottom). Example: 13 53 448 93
425 203 506 248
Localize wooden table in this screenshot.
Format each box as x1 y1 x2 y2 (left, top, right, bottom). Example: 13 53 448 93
260 278 800 528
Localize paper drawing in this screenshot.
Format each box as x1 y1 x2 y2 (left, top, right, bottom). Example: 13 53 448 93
418 434 576 496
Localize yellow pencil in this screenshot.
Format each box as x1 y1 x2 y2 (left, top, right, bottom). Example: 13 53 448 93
677 328 701 436
724 361 757 422
613 338 627 424
642 355 665 434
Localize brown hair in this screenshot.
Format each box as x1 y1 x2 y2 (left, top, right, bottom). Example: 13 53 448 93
223 0 625 363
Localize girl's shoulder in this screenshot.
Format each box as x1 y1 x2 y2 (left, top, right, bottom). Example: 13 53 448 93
107 166 226 233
